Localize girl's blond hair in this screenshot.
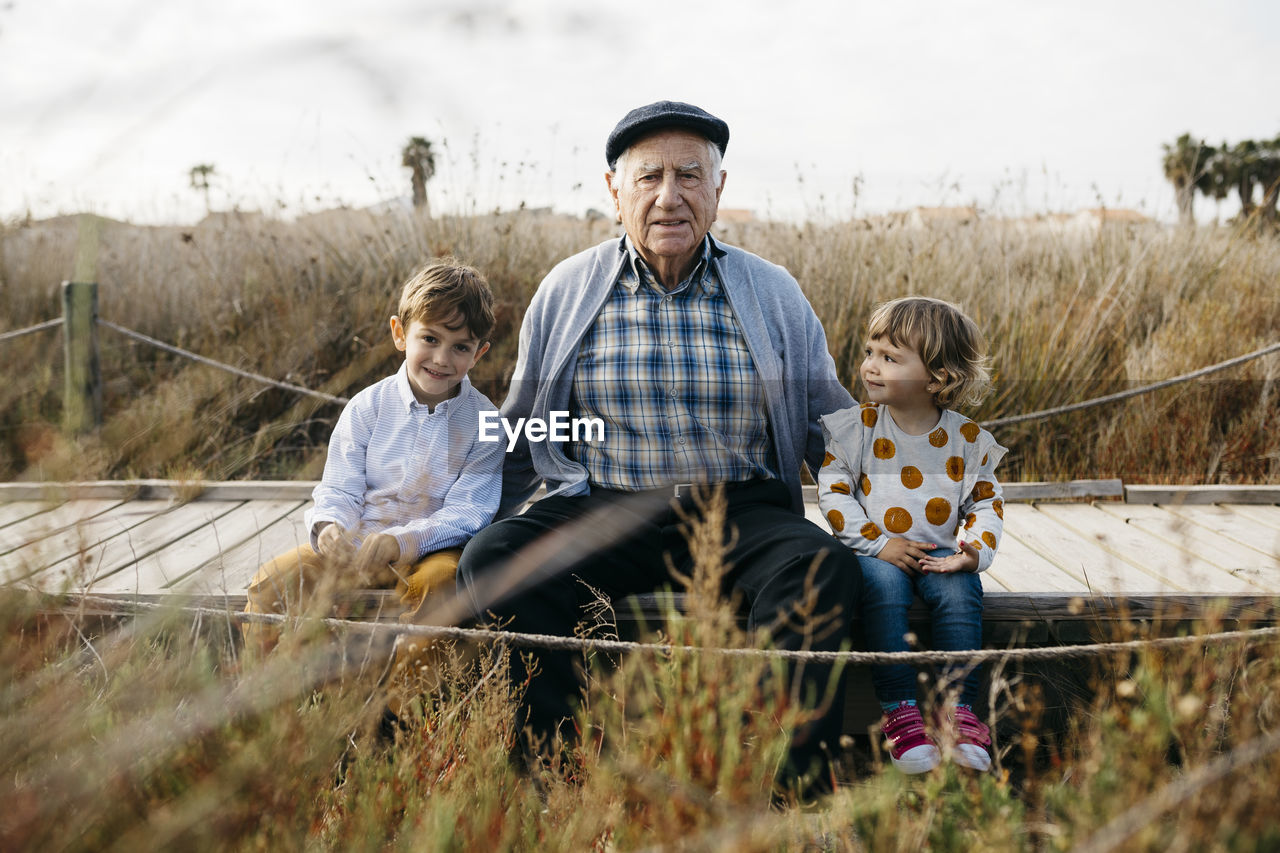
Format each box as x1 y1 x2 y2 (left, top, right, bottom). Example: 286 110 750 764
866 296 992 408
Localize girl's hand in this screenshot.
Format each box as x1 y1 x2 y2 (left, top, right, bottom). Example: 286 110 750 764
919 540 980 573
876 538 938 575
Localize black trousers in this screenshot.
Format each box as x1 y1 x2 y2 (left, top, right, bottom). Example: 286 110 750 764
456 479 861 790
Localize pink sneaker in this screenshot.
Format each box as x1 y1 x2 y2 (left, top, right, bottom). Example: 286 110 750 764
948 706 992 772
881 702 940 773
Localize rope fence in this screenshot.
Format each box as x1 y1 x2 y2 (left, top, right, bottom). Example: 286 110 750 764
980 341 1280 429
69 594 1280 665
99 320 350 406
1 294 1277 427
0 316 63 344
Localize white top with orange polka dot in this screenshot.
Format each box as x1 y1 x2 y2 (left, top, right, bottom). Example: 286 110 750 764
817 403 1008 572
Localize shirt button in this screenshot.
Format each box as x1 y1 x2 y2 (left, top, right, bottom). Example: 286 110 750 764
667 340 674 347
664 296 672 303
678 437 686 445
669 388 677 397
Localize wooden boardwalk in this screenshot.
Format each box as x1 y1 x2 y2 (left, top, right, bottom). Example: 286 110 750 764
2 480 1279 642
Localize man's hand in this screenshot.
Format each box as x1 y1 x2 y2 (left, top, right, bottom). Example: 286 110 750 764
316 522 354 561
876 538 937 575
352 533 402 582
919 540 980 574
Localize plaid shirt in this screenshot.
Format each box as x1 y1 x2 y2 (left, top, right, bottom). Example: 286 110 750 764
569 237 776 490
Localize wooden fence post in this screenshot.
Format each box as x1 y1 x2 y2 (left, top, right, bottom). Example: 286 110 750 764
62 281 102 433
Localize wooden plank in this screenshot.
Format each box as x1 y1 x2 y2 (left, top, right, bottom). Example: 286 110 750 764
0 499 123 557
1125 485 1280 505
178 504 312 596
0 482 151 501
24 501 243 592
0 477 1126 507
1000 503 1175 593
163 500 308 589
802 500 827 529
610 591 1278 625
1094 502 1280 591
1220 504 1280 533
979 592 1279 624
90 500 304 595
21 480 1275 508
1002 479 1124 501
978 570 1011 592
799 479 1124 505
29 588 1279 628
984 530 1091 594
1159 504 1280 559
155 481 314 501
1037 503 1263 593
0 501 58 529
0 480 317 502
4 481 1275 642
1 500 166 584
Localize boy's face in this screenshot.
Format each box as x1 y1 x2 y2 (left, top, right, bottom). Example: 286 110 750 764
390 313 489 408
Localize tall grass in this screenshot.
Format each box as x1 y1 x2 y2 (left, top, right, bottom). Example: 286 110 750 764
2 505 1278 849
1 211 1277 483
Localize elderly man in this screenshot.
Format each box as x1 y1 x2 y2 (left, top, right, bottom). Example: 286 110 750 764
457 101 859 795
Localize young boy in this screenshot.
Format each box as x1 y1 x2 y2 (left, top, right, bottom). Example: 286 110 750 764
243 260 503 667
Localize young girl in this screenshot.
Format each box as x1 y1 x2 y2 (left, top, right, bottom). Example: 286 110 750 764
817 296 1007 774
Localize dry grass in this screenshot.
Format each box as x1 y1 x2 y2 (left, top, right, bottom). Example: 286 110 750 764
1 211 1277 484
2 540 1278 850
2 205 1278 844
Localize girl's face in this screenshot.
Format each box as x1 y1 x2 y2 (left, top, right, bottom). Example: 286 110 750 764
860 336 936 410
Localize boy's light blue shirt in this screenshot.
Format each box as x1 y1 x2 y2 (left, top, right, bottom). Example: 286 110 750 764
305 365 502 561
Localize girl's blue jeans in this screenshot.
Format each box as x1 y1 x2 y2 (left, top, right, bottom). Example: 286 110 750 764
857 547 984 707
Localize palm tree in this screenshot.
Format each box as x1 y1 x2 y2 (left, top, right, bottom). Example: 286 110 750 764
1225 140 1262 220
188 163 216 214
1161 133 1211 226
401 137 436 216
1203 142 1235 220
1257 136 1280 227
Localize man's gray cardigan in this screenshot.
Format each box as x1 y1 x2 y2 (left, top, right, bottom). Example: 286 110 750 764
497 235 854 517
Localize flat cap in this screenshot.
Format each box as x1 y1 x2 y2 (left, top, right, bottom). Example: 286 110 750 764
605 100 729 170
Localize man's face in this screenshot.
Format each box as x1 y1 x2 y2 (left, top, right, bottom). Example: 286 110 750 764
607 129 725 281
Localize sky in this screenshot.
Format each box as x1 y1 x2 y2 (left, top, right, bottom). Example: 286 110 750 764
2 0 1278 225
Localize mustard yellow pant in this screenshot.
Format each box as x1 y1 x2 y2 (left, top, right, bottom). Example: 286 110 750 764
243 545 462 697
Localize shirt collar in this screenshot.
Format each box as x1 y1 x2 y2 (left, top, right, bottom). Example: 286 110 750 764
618 234 722 296
394 362 471 414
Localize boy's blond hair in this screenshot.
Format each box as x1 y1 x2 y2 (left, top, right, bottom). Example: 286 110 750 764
866 296 992 408
397 260 495 342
